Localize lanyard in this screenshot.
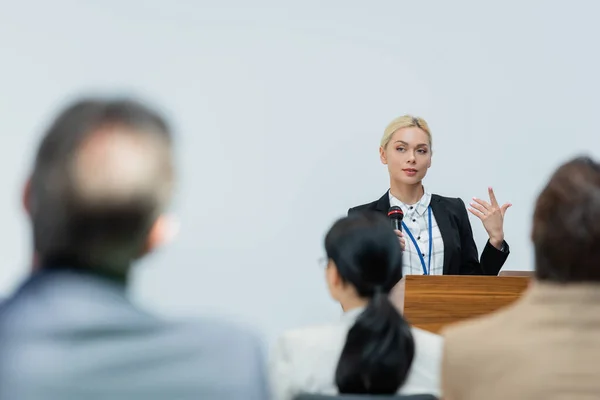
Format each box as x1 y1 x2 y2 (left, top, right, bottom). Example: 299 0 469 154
401 206 433 275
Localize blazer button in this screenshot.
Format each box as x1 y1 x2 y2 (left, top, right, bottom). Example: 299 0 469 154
417 236 421 240
412 219 416 222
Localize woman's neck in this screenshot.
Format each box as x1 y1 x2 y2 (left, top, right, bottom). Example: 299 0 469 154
389 182 425 205
340 297 369 313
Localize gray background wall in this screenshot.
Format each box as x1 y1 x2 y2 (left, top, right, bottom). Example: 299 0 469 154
1 0 598 343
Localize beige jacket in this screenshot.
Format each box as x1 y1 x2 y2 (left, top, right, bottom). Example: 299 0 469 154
442 283 600 400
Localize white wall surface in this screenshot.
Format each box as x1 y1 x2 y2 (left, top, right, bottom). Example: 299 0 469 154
0 0 599 344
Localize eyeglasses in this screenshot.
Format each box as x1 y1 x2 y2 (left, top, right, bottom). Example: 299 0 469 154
318 257 329 269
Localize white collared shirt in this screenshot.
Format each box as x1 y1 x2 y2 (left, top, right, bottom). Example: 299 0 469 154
270 306 443 399
389 189 445 276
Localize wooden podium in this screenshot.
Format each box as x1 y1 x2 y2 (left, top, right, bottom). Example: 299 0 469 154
403 275 530 334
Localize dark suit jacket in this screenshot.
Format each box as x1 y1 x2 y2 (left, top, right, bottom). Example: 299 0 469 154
0 267 269 400
348 192 509 275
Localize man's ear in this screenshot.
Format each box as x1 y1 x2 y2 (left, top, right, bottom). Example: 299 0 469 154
22 178 32 215
142 214 179 255
379 146 388 165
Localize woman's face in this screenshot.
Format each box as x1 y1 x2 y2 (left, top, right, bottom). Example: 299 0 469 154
380 127 432 186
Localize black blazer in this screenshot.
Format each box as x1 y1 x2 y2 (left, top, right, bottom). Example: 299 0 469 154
348 192 509 276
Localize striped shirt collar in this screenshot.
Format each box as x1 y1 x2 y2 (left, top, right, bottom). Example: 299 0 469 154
389 187 432 217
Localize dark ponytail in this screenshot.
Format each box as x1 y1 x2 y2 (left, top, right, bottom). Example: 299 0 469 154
324 211 414 395
335 290 414 394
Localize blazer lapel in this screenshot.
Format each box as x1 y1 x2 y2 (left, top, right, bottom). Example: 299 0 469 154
374 191 391 215
429 195 452 274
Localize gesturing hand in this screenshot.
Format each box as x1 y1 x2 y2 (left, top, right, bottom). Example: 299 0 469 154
468 187 511 250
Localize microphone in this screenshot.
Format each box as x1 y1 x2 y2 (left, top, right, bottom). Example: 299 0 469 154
387 206 404 232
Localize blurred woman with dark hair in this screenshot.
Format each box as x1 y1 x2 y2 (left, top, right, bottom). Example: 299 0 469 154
270 211 442 399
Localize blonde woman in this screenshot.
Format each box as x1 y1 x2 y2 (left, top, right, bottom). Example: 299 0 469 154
349 115 511 276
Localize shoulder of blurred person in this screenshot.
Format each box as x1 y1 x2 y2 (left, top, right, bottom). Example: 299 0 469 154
270 316 443 400
441 156 600 400
0 267 269 400
441 300 523 400
0 97 270 400
168 316 270 399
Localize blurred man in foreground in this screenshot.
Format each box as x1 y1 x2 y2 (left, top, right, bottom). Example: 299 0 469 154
0 98 268 399
442 156 600 400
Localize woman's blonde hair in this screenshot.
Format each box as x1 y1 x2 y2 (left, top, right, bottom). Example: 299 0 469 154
380 115 432 149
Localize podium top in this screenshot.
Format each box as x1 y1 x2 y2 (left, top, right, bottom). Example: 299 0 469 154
499 270 534 277
403 274 530 334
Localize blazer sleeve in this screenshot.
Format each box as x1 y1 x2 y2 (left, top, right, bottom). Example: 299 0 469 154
479 237 510 276
242 333 272 400
456 198 509 276
456 198 485 275
269 335 296 400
